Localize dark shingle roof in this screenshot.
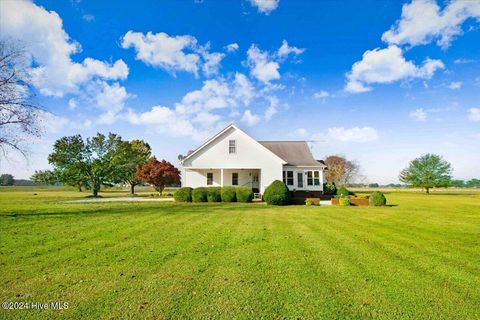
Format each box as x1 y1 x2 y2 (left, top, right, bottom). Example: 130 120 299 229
258 141 325 167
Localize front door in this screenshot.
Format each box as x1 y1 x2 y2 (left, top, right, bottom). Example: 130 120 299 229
297 172 304 189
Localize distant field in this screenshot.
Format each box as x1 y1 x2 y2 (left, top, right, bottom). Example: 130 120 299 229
1 188 479 319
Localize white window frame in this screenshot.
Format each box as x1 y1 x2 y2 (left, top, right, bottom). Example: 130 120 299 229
229 140 236 154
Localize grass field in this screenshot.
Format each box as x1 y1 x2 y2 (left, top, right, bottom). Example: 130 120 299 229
1 188 479 319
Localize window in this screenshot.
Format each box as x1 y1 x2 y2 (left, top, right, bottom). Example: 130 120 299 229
307 171 320 186
285 171 293 186
207 172 213 185
252 175 259 183
229 140 236 154
297 172 303 188
232 172 238 185
314 171 320 186
307 171 313 186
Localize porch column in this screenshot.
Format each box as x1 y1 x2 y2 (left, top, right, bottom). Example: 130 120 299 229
220 169 224 187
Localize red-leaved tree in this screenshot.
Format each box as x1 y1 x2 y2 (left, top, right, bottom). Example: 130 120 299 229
136 158 180 194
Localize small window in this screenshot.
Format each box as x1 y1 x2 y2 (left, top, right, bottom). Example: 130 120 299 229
252 175 259 183
229 140 236 154
286 171 294 186
314 171 320 186
232 173 238 185
207 172 213 185
307 171 313 186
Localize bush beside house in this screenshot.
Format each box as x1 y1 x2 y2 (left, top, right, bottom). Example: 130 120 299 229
221 186 237 202
236 187 253 203
192 187 208 202
264 180 290 205
207 187 222 202
174 187 193 202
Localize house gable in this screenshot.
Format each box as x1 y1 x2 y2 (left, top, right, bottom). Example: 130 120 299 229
181 124 286 168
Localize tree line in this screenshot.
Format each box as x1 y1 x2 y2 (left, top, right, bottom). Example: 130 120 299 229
30 133 180 197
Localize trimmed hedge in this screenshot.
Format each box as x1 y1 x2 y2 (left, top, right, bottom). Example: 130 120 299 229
174 187 193 202
264 180 290 205
221 186 237 202
236 187 253 203
369 191 387 206
207 187 222 202
192 187 208 202
337 186 350 196
339 197 350 206
323 183 337 195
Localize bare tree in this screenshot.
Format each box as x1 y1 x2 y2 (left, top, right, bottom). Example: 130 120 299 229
324 155 360 186
0 39 41 158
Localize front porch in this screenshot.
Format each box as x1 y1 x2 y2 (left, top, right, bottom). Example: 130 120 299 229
183 168 261 192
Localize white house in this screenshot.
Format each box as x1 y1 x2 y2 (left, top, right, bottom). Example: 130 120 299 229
180 124 326 196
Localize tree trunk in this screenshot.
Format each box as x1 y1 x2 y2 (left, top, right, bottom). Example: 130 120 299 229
130 183 135 195
92 180 100 197
78 185 82 192
426 187 430 194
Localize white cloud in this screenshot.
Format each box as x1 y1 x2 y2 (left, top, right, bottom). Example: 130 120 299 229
121 30 200 76
82 14 95 22
468 108 480 121
68 98 78 110
249 0 279 14
409 108 427 121
291 128 308 137
121 31 224 77
345 45 444 93
246 44 280 83
241 109 260 126
277 40 305 58
233 73 255 106
175 79 234 114
382 0 480 49
0 0 128 97
264 96 278 121
314 90 330 99
454 58 475 64
447 81 462 90
225 43 239 52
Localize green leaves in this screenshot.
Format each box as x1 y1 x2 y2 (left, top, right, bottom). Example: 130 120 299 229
399 153 452 193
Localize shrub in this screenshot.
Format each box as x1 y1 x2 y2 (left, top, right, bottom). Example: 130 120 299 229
337 186 350 196
192 187 208 202
236 187 253 203
264 180 290 205
323 183 337 195
221 186 237 202
369 191 387 206
305 198 313 206
174 187 192 202
339 197 350 206
207 187 221 202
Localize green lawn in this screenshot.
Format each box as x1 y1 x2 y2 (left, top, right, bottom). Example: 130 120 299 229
1 188 479 319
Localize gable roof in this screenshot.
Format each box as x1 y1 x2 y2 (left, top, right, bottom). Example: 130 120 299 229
180 124 286 164
258 141 326 167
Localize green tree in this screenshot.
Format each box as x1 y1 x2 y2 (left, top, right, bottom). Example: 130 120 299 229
0 173 14 186
48 133 127 197
113 140 151 194
399 154 452 194
31 170 57 185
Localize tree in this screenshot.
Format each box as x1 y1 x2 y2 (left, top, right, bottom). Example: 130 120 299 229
48 133 127 197
0 40 41 158
31 170 57 185
324 155 360 186
136 158 180 194
113 139 151 194
0 173 14 186
399 154 452 194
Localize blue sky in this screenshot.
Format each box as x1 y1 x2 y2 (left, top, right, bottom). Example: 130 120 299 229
1 0 479 183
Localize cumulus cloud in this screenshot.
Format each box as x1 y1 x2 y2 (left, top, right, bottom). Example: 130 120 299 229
249 0 279 14
264 96 278 121
121 31 224 77
82 14 95 22
233 73 255 106
326 126 379 143
0 0 128 97
241 109 260 126
246 44 280 84
409 108 427 121
225 43 239 52
345 45 444 93
314 90 330 99
277 40 305 58
382 0 480 49
291 128 308 137
468 108 480 121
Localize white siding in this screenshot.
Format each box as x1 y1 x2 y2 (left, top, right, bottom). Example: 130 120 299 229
283 165 325 191
182 126 284 192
